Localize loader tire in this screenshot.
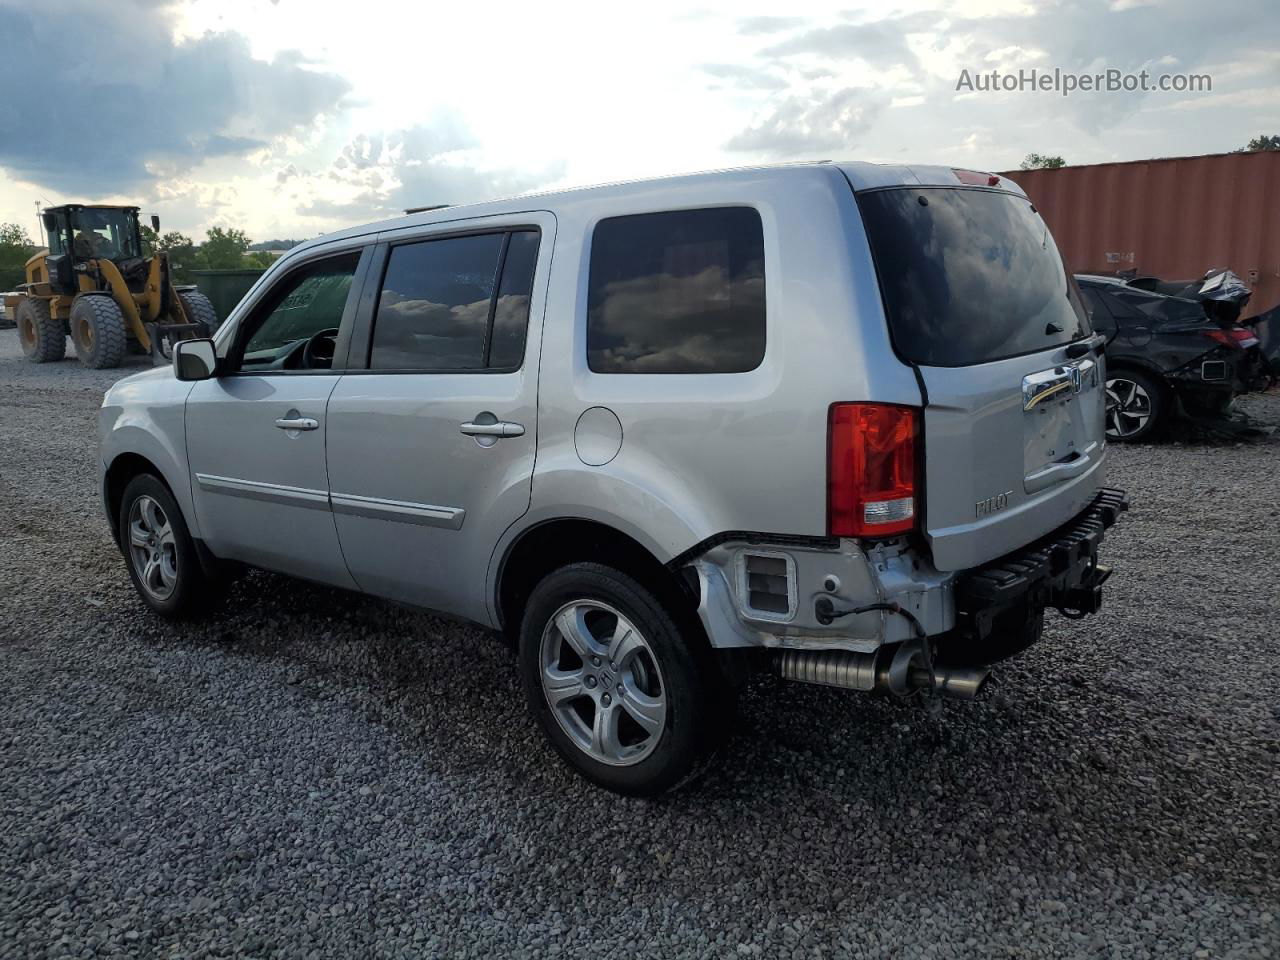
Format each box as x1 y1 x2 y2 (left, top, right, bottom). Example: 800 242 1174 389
70 295 128 369
16 298 66 363
176 289 219 334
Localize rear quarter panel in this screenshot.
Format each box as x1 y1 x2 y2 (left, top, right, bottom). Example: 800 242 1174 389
498 167 920 581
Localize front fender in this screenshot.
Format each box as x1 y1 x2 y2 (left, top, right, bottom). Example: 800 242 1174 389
100 371 196 534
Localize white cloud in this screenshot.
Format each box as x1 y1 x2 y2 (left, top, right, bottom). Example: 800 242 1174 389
0 0 1274 241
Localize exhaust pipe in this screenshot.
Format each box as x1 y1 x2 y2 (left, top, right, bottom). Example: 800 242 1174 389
775 647 990 700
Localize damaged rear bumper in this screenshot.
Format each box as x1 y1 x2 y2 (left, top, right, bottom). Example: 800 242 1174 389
953 487 1129 642
688 487 1128 655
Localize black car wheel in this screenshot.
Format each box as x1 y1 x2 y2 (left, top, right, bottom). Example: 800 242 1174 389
1105 369 1164 441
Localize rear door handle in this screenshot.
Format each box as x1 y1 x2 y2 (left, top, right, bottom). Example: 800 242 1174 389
275 416 319 431
459 420 525 438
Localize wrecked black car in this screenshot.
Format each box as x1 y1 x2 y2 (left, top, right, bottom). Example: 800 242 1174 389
1076 273 1265 441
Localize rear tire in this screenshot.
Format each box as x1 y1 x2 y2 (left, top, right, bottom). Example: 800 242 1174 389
177 289 219 334
519 562 728 796
1105 368 1164 442
70 295 127 369
16 298 66 363
118 474 222 619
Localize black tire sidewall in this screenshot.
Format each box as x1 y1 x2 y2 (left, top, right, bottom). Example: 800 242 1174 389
518 562 720 796
118 474 208 618
71 296 126 369
177 290 220 333
17 299 65 362
1107 368 1164 442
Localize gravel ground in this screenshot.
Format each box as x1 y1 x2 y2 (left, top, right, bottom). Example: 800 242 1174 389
1 328 1278 959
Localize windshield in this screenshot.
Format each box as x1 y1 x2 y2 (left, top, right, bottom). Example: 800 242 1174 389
857 187 1090 366
70 208 141 261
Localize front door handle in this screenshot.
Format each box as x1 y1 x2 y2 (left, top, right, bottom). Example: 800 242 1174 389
459 420 525 438
275 416 319 431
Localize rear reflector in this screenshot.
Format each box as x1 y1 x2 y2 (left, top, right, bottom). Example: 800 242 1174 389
828 403 918 538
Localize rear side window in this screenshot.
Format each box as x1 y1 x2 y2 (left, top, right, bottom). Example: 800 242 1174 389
858 188 1090 366
587 207 765 374
1079 286 1118 336
370 230 539 371
1107 287 1204 324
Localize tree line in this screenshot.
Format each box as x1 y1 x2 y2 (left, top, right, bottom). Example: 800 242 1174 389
0 223 305 291
1020 134 1280 171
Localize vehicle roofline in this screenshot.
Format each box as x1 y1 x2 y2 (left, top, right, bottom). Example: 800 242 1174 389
282 159 1023 262
44 204 141 212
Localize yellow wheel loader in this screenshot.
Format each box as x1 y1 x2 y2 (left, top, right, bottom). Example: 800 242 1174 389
6 204 218 369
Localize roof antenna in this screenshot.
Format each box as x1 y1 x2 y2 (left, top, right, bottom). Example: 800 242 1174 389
403 203 451 215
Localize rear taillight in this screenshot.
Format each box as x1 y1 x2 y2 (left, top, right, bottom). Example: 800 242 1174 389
827 403 918 538
1204 327 1259 349
1203 329 1234 347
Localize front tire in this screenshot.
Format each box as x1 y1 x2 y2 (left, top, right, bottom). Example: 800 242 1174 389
519 563 727 796
118 474 220 619
177 289 219 334
1105 368 1165 442
70 295 127 369
16 298 66 363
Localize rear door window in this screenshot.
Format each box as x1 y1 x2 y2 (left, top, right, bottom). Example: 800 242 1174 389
370 229 540 371
857 187 1090 366
587 207 765 374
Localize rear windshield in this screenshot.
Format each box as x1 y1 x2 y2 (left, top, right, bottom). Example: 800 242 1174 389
857 187 1090 366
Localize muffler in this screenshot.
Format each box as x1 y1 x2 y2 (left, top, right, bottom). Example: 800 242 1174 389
775 645 990 700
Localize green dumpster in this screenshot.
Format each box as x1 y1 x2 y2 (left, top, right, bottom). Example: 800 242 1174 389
190 269 267 325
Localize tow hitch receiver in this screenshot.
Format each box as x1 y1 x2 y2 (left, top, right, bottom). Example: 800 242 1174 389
1055 564 1111 617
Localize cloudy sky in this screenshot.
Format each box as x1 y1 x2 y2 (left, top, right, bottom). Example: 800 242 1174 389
0 0 1275 242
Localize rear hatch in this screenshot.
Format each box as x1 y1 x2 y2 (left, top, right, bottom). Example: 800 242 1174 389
856 182 1105 571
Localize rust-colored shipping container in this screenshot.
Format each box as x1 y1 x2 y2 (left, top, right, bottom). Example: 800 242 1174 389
997 151 1280 318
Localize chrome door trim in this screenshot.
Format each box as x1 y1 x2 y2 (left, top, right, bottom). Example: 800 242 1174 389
330 492 466 530
194 473 466 528
194 473 331 510
1022 367 1074 411
1023 359 1098 412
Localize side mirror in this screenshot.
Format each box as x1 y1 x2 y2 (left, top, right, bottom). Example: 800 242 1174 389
151 214 161 233
173 338 217 381
43 211 57 233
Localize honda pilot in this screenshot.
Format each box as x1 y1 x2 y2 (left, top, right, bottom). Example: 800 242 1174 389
99 162 1126 794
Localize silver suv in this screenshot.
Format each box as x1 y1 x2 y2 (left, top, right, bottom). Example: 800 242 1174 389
100 162 1126 794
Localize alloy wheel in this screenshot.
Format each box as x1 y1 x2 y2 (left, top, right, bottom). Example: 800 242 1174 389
539 600 667 766
127 494 178 601
1105 377 1153 439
